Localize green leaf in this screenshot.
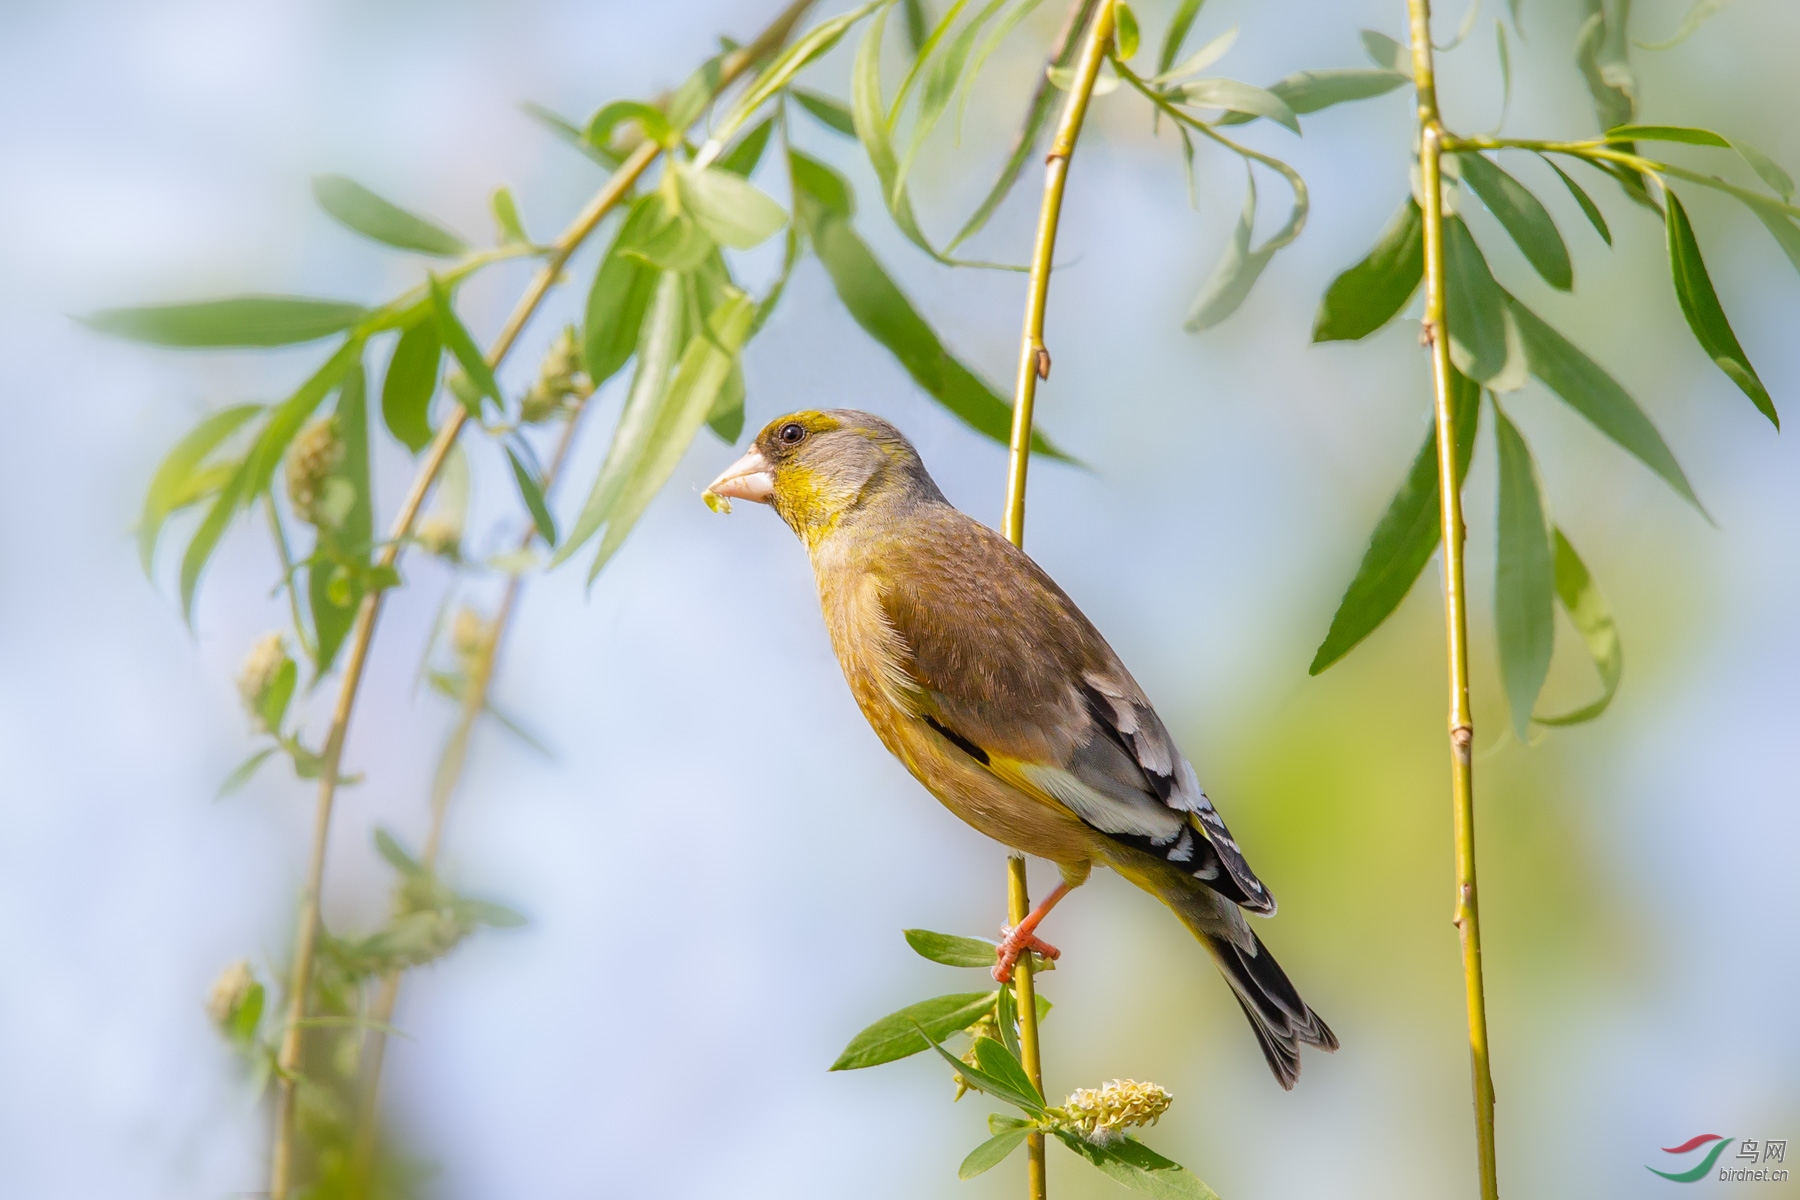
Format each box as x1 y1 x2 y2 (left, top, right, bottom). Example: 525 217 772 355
829 991 998 1070
706 360 746 443
86 296 368 348
1152 26 1236 85
178 461 250 626
242 339 365 497
583 100 676 152
1310 369 1480 675
429 275 503 414
523 101 620 168
852 6 947 263
1359 28 1408 72
1185 168 1284 331
1053 1132 1223 1200
1575 8 1636 133
1748 206 1800 277
1176 78 1299 133
1634 0 1730 49
708 2 877 151
312 175 466 257
916 1029 1046 1114
620 187 717 273
258 656 298 734
960 1127 1033 1179
902 0 929 54
1535 528 1622 725
675 165 788 249
787 149 855 218
1664 190 1777 427
1158 0 1208 75
896 0 1014 218
1312 196 1422 342
309 359 372 675
905 928 998 968
381 318 441 453
1602 123 1728 148
491 186 529 244
1114 2 1140 59
1725 138 1795 202
139 403 262 572
994 975 1022 1060
374 827 423 875
1539 155 1611 246
1493 401 1555 740
217 747 278 798
1505 296 1702 512
557 272 685 566
1442 216 1517 386
506 445 559 546
971 1037 1044 1108
1216 68 1407 125
1458 153 1572 290
790 88 857 135
460 897 529 928
717 117 775 178
802 205 1065 459
585 196 663 390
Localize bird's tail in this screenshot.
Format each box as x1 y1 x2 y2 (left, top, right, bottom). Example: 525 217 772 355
1161 883 1338 1089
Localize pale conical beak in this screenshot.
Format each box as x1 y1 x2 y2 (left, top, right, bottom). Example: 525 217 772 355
705 448 775 505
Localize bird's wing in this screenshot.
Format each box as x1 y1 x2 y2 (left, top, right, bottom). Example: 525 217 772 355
872 510 1274 913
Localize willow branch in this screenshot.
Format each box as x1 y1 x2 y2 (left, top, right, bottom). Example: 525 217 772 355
264 7 820 1194
1001 5 1115 1200
1405 2 1499 1198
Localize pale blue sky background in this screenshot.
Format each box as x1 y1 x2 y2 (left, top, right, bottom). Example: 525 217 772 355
0 1 1796 1197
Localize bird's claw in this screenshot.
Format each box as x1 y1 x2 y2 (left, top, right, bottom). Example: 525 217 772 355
992 924 1061 983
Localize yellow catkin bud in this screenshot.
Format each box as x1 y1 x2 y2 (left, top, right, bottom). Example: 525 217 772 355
520 325 589 423
285 416 345 526
953 1014 1001 1101
416 513 462 559
206 959 256 1028
1056 1080 1174 1145
236 632 287 725
451 607 494 668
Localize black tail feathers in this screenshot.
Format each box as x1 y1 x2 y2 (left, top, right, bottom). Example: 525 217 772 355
1204 929 1338 1089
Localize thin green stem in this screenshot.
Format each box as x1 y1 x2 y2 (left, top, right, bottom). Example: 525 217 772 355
1405 2 1499 1198
263 493 315 663
1002 4 1114 1199
264 6 823 1194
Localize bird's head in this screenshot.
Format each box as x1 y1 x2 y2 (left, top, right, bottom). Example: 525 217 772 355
705 409 942 544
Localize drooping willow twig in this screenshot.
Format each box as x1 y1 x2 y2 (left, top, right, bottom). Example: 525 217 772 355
264 4 821 1195
1000 3 1115 1198
1404 2 1499 1197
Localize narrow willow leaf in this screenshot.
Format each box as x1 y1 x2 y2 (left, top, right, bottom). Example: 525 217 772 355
506 446 559 547
556 272 684 566
708 358 746 443
1216 68 1406 125
1665 190 1777 426
310 360 371 675
1360 29 1408 72
1152 26 1236 85
1177 78 1298 133
381 318 441 453
1539 155 1611 245
676 165 788 249
491 186 528 244
620 189 717 273
917 1028 1046 1113
374 827 422 876
994 976 1021 1060
585 196 662 390
583 100 676 152
829 991 997 1070
717 117 775 178
1458 153 1572 290
139 404 262 572
1054 1132 1223 1200
1495 20 1511 126
1493 403 1555 740
1114 1 1140 58
953 0 1048 142
1442 216 1512 384
1726 138 1794 202
1535 529 1622 725
902 0 929 54
905 928 998 968
180 460 250 624
242 338 365 498
709 2 877 152
1186 173 1270 331
971 1037 1045 1109
804 209 1064 458
1748 207 1800 277
312 175 466 256
258 657 298 733
429 276 503 413
948 0 1094 250
336 356 373 560
1505 296 1702 512
1602 123 1728 148
790 88 856 135
896 0 1013 211
851 6 963 264
1575 9 1636 132
86 296 368 348
1634 0 1731 50
1313 197 1422 342
1157 0 1207 74
523 101 620 168
583 292 756 579
960 1128 1032 1179
217 747 278 799
788 149 855 218
1309 370 1480 674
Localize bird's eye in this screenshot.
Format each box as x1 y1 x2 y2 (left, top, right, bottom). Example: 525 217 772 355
777 422 806 446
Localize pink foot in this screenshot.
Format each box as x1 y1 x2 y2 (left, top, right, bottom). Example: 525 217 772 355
992 924 1062 983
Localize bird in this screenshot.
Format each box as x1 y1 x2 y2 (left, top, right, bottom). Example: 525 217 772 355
706 409 1337 1088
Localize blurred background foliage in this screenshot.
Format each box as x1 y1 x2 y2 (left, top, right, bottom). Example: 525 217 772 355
0 0 1795 1198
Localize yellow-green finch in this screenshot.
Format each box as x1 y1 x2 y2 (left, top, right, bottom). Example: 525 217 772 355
707 410 1337 1088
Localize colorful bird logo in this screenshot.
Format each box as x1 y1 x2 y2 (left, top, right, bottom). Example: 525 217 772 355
1649 1134 1735 1182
